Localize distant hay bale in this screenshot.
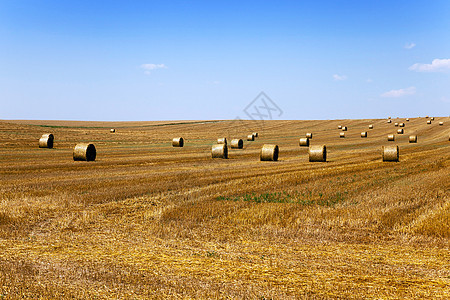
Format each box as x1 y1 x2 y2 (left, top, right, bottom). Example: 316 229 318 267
211 144 228 159
439 122 444 126
409 135 417 143
309 145 326 162
382 145 399 162
387 120 392 123
306 133 313 139
39 133 54 148
361 131 367 138
388 134 395 141
230 139 243 149
338 125 342 129
172 137 184 147
369 124 373 129
217 137 227 145
73 143 96 161
406 118 410 121
431 117 435 120
388 116 391 119
399 123 405 127
340 132 345 138
426 115 429 118
342 127 347 131
260 144 279 161
394 122 399 127
299 137 309 147
397 129 404 134
247 134 255 141
252 132 258 137
427 120 432 124
110 128 115 133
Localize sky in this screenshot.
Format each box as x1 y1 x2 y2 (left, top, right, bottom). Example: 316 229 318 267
1 1 449 121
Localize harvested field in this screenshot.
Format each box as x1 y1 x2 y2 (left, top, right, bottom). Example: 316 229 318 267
0 117 449 299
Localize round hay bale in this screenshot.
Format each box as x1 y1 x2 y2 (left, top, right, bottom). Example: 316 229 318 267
394 122 399 127
388 134 395 141
260 144 279 161
382 145 399 162
387 120 392 123
369 125 373 129
388 116 391 119
431 117 435 120
397 129 404 134
211 144 228 159
230 139 243 149
342 126 347 131
73 143 96 161
340 132 345 138
409 135 417 143
309 145 326 162
299 137 309 147
427 120 432 124
39 133 54 148
110 128 115 133
252 132 258 138
306 133 313 139
399 123 405 127
406 118 410 121
439 122 444 126
217 137 227 145
361 132 367 138
426 115 429 118
247 134 255 141
338 125 342 129
172 137 184 147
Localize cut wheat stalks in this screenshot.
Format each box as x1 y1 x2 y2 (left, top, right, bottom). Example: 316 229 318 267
230 139 243 149
340 132 345 138
299 137 309 147
172 137 184 147
39 133 54 148
388 134 395 141
309 145 326 162
211 144 228 159
382 145 399 162
73 143 96 161
409 135 417 143
247 134 255 141
260 144 279 161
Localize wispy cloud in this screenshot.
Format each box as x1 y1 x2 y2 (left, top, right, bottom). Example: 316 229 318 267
404 42 416 49
366 78 373 83
333 74 347 81
409 58 450 72
381 86 416 98
141 63 167 74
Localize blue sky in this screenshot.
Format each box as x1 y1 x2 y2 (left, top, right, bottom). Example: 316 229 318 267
1 1 449 121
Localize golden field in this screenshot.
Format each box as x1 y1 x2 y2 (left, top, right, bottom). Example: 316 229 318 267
0 117 449 299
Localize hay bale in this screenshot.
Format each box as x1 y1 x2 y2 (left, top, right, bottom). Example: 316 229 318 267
361 131 367 138
342 126 347 131
388 134 395 141
369 125 373 129
217 137 227 145
409 135 417 143
338 125 342 129
211 144 228 159
252 132 258 138
387 120 392 123
406 118 410 121
399 123 405 127
382 145 399 162
388 116 391 119
73 143 96 161
397 129 404 134
39 133 54 148
247 134 255 141
309 145 326 162
439 122 444 126
431 117 435 120
394 122 399 127
172 137 184 147
340 132 345 138
230 139 243 149
427 120 432 124
110 129 115 133
299 137 309 147
306 133 313 139
426 115 429 118
260 144 279 161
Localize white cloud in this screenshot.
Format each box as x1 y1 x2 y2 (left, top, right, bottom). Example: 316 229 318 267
333 74 347 81
404 43 416 49
409 58 450 72
366 78 373 83
141 63 167 74
381 86 416 98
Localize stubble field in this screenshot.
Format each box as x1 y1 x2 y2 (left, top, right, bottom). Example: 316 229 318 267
0 117 449 299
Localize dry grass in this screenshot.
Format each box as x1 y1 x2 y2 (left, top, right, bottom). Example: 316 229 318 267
0 117 449 299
